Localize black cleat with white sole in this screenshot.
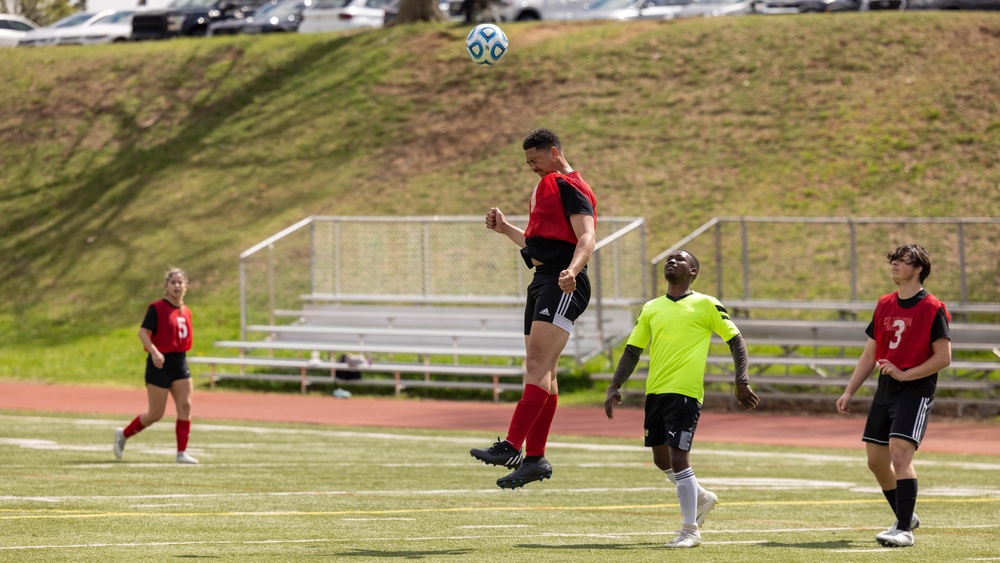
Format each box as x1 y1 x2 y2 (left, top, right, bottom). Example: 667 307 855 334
497 457 552 489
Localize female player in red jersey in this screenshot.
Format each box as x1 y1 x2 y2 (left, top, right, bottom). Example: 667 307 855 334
114 268 199 464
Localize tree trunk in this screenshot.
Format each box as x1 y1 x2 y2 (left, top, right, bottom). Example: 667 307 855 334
389 0 446 25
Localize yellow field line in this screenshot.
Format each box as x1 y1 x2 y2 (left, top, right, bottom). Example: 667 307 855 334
2 497 998 520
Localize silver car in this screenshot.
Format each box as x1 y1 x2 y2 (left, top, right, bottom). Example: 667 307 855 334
578 0 695 20
18 10 135 46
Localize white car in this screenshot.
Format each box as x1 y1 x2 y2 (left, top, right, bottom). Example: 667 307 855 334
18 9 135 46
0 14 39 47
298 0 393 34
499 0 594 20
576 0 693 20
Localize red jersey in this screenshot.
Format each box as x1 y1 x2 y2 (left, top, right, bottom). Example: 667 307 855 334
524 171 596 242
868 290 950 397
521 172 597 269
143 299 193 354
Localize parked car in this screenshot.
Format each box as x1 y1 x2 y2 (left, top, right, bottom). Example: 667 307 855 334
903 0 998 8
383 0 459 24
498 0 594 20
298 0 393 34
131 0 270 40
577 0 695 20
667 0 761 17
208 0 311 34
0 14 39 47
18 10 135 46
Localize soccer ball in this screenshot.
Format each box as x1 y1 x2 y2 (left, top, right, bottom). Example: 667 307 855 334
465 23 508 66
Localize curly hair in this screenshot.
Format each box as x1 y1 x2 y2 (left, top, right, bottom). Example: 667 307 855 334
522 128 561 152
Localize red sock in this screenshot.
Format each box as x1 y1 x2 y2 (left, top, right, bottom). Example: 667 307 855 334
525 393 558 457
504 384 550 449
176 419 191 452
123 416 146 438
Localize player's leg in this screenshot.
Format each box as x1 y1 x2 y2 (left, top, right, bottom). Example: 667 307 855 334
115 382 169 459
495 324 566 488
661 395 704 548
877 396 932 547
862 393 901 535
170 375 198 464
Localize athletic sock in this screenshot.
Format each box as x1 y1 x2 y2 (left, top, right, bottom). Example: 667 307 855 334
895 479 918 532
176 419 191 452
524 393 558 457
882 488 898 517
675 467 699 526
663 468 676 485
123 416 146 438
504 384 550 450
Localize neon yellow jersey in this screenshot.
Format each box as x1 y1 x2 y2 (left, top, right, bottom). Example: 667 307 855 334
626 291 740 403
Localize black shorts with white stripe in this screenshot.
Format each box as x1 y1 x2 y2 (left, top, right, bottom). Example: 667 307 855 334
862 393 935 449
523 266 591 335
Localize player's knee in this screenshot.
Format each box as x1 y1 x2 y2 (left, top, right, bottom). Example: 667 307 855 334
146 410 165 423
175 402 192 418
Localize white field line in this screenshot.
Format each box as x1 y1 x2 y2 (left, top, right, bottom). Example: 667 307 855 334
3 413 999 472
2 525 997 552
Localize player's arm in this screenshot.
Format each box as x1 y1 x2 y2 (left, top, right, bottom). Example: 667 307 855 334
485 207 526 248
727 334 758 410
558 213 596 293
882 338 952 382
606 344 643 420
139 305 165 369
836 338 877 414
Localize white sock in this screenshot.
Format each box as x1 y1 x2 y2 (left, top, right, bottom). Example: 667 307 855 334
675 467 699 526
663 468 676 484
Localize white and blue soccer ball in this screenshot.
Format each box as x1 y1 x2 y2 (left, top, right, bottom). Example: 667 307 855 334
465 23 508 66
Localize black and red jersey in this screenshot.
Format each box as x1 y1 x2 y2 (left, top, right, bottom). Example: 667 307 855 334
866 290 950 397
520 171 597 269
141 299 193 354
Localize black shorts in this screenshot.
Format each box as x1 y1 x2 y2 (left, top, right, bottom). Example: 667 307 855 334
643 393 702 450
523 266 591 335
862 393 934 448
145 354 192 389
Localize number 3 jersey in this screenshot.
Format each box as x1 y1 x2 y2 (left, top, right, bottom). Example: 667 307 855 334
142 299 194 355
866 289 950 397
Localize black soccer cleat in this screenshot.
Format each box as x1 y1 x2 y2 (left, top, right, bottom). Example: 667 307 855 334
470 437 523 469
497 457 553 489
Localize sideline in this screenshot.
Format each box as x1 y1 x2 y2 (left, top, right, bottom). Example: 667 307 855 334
0 382 997 456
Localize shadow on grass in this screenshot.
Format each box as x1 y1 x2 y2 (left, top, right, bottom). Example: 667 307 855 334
328 549 472 559
517 542 664 551
760 539 857 550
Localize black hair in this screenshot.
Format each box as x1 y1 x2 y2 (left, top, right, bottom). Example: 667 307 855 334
522 128 561 152
886 244 931 283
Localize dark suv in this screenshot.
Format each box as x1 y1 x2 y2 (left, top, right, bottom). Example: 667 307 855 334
131 0 269 39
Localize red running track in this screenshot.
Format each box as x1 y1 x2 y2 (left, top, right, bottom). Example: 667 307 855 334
1 382 997 456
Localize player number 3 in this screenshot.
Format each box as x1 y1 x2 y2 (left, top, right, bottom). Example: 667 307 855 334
888 319 906 350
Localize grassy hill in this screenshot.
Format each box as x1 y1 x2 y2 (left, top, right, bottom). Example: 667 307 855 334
1 13 998 386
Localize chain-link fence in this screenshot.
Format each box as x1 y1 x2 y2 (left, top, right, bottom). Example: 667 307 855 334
651 217 1000 314
239 216 647 339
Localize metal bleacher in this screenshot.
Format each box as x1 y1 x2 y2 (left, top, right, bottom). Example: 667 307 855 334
189 216 647 400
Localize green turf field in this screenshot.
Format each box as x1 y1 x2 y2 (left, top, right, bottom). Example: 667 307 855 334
1 411 998 562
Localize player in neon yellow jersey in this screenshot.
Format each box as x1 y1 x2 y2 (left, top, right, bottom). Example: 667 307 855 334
606 249 759 549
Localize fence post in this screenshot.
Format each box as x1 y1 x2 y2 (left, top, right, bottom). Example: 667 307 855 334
958 221 967 304
239 258 247 341
715 221 723 299
849 219 857 302
741 218 749 299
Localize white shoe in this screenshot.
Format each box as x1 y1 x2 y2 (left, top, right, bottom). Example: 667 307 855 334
886 512 920 533
665 525 701 548
113 428 126 460
176 451 199 464
696 490 718 526
875 528 914 547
